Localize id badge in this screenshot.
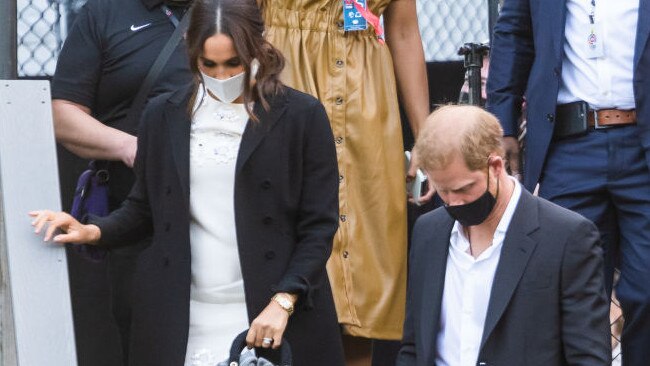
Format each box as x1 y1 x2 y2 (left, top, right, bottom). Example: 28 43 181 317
343 0 368 31
586 22 605 59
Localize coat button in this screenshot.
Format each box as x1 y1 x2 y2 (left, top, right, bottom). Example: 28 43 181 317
261 180 271 189
337 20 344 28
166 186 171 195
335 97 344 105
338 175 344 183
265 251 276 260
163 257 170 266
335 136 343 144
340 215 347 222
335 59 344 68
342 251 349 258
546 113 555 122
164 222 171 232
263 216 273 225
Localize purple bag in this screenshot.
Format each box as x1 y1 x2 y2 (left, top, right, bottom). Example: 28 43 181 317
70 160 110 261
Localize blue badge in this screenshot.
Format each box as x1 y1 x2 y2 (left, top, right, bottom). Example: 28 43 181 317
343 0 368 31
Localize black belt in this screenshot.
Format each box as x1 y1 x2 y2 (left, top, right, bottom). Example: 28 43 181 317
554 102 636 139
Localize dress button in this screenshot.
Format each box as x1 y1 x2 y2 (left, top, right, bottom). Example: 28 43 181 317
340 215 347 222
265 251 276 260
546 113 555 122
335 97 344 105
335 59 344 68
263 216 273 225
261 180 271 189
342 251 349 258
335 136 343 144
164 222 171 232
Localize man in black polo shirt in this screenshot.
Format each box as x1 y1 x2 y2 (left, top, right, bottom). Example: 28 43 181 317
51 0 192 364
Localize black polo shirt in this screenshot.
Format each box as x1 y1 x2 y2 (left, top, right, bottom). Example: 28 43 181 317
52 0 192 204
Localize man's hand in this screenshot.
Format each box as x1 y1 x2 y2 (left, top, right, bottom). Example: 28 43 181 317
503 136 522 181
119 134 137 168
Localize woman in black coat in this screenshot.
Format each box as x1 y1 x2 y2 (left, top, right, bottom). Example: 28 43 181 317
31 0 345 364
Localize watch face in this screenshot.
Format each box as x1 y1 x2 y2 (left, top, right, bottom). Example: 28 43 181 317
277 297 290 307
274 295 293 313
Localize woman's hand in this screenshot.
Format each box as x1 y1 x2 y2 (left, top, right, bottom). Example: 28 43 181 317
29 210 101 244
406 149 436 205
246 293 296 350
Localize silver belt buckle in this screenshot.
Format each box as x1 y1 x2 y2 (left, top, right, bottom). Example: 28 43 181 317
592 110 612 130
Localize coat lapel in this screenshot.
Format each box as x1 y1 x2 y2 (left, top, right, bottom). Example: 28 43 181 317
635 0 650 68
480 190 540 349
235 92 288 174
551 0 569 61
165 86 193 202
423 215 454 365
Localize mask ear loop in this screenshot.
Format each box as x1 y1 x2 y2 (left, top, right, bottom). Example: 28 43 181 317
486 156 500 201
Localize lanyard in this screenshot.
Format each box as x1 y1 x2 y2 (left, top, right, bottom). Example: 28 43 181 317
348 0 385 44
589 0 596 24
161 4 180 28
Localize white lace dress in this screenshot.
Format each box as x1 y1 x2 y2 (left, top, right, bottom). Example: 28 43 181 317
184 91 250 366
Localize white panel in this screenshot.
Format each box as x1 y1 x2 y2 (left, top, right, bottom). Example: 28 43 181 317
0 80 77 365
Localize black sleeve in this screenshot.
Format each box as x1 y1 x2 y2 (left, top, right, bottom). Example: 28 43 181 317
272 99 339 309
560 219 612 365
51 3 103 109
87 105 154 246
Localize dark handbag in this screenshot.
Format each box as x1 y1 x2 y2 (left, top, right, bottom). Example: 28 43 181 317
69 160 110 261
226 330 292 366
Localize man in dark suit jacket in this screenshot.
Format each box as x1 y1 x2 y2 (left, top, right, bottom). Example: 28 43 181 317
487 1 650 363
396 105 610 366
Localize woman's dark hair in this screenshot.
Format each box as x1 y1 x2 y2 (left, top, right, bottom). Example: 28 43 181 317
186 0 285 120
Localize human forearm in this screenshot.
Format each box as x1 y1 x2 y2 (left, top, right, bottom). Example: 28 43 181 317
52 99 137 166
385 0 430 139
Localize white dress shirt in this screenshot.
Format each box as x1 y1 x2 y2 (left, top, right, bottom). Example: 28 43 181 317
436 177 522 366
558 0 638 109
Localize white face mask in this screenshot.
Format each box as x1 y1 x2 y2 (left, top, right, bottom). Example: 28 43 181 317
200 59 259 103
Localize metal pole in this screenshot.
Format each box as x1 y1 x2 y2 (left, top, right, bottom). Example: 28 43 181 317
0 0 18 79
458 43 490 107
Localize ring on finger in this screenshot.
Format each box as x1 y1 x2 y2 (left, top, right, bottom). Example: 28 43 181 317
262 337 273 345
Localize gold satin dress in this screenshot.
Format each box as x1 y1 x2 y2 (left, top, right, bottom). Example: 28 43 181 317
262 0 407 340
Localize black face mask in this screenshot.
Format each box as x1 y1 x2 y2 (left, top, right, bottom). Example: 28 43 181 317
163 0 193 7
444 166 499 227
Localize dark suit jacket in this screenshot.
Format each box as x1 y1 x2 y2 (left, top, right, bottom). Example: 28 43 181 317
396 189 611 366
90 85 345 366
486 0 650 191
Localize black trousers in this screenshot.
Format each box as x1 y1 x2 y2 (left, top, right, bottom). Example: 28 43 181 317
108 240 151 365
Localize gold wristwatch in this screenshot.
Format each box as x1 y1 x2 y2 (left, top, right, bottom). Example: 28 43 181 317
272 294 295 316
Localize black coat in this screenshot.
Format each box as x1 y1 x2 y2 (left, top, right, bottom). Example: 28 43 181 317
91 85 345 366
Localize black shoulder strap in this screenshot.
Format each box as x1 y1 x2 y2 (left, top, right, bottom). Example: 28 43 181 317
124 6 191 134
